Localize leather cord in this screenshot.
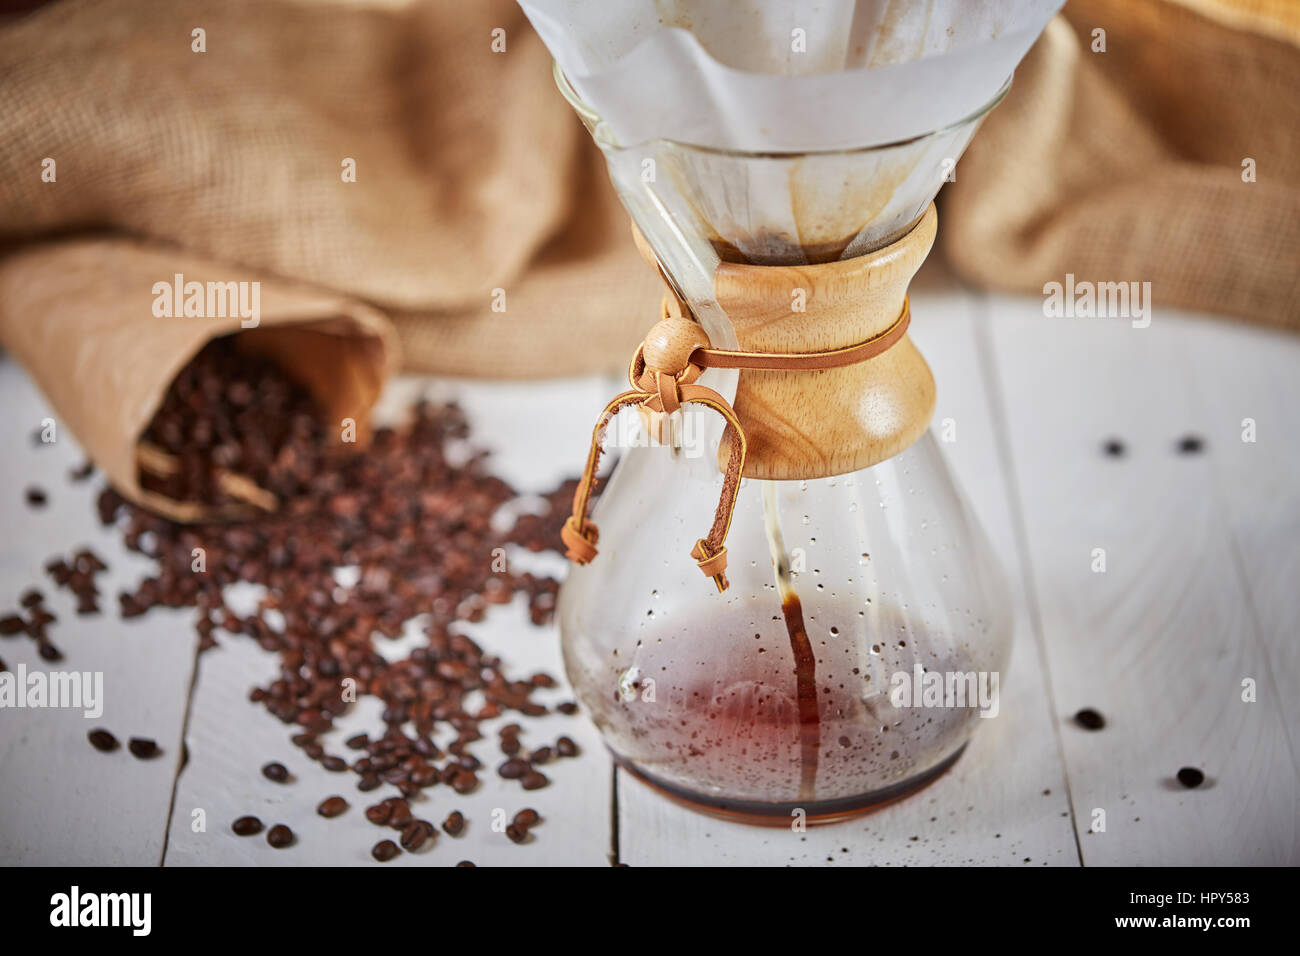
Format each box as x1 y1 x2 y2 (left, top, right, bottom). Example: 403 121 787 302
562 296 910 591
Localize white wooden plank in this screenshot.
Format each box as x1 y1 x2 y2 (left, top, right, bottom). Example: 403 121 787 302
617 283 1079 865
1179 318 1300 754
164 376 618 866
0 359 197 865
986 294 1300 865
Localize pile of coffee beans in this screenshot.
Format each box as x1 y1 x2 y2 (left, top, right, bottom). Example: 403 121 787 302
6 338 588 864
138 337 330 506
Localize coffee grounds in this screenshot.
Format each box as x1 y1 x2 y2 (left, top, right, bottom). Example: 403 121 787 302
5 338 584 861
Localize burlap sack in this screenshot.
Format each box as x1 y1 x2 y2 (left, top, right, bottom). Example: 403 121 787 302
942 0 1300 328
0 239 397 521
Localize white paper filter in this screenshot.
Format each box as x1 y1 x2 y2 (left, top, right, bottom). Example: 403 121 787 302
519 0 1064 152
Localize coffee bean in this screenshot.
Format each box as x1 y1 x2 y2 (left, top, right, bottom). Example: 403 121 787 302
520 770 549 791
556 736 579 757
455 860 475 867
451 770 478 794
1176 435 1204 455
0 615 25 636
387 803 413 828
88 729 119 752
25 487 48 508
500 736 522 756
232 816 264 836
37 641 63 662
365 803 393 826
19 590 43 609
261 761 290 783
320 755 348 772
529 746 553 765
267 824 294 848
1101 438 1125 458
497 758 529 780
557 701 579 715
345 733 369 750
400 820 434 851
371 839 401 862
442 811 465 836
317 796 349 818
505 824 528 844
128 737 160 759
512 808 540 829
1177 767 1205 788
1073 708 1105 731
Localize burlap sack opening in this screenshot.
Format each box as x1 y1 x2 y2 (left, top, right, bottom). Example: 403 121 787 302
0 239 398 523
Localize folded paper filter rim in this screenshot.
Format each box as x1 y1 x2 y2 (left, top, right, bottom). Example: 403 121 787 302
521 1 1065 152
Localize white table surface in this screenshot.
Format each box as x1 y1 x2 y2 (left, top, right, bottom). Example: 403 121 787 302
2 272 1297 866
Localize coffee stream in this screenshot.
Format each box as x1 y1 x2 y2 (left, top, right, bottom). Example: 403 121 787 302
760 481 820 802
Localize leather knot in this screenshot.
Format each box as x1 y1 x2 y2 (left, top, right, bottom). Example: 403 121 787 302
691 540 730 592
561 515 599 564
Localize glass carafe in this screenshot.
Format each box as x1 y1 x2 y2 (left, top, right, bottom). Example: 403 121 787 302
555 66 1013 823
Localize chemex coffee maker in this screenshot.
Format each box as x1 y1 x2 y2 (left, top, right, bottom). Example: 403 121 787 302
521 0 1062 822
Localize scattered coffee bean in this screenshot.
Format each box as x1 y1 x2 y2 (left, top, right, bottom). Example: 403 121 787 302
400 820 434 851
365 803 393 826
1073 708 1105 731
345 733 369 750
25 487 48 508
231 816 264 836
520 770 549 791
128 738 160 759
1177 767 1205 789
451 770 478 794
317 796 349 818
455 860 475 867
320 755 348 772
88 729 119 752
19 590 43 609
529 746 553 765
261 761 290 783
387 802 413 828
556 736 579 757
37 641 63 662
505 824 528 844
267 824 294 848
70 460 95 482
442 811 465 836
0 615 25 636
1101 438 1125 458
371 839 401 862
512 808 540 829
1176 435 1204 455
557 701 579 715
498 758 529 780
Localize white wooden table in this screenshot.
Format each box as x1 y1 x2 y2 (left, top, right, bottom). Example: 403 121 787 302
2 271 1297 866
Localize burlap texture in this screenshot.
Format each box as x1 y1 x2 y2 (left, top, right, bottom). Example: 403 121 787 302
943 0 1300 328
